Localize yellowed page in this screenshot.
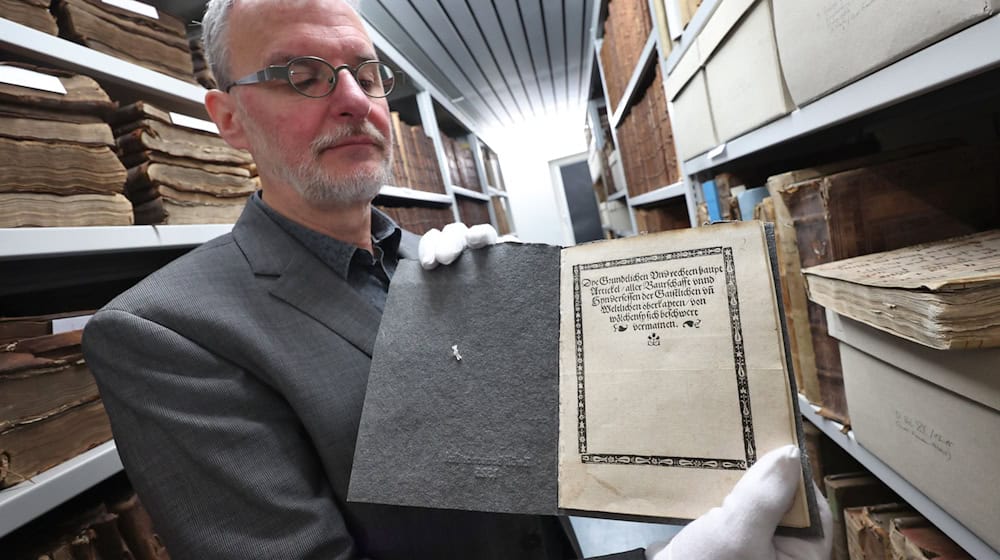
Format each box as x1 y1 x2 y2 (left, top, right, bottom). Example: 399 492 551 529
803 229 1000 291
558 221 809 527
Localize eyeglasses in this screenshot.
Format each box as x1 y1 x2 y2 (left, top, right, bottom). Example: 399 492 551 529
225 56 396 98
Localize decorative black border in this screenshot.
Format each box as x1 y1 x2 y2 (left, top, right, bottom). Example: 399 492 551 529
573 246 755 471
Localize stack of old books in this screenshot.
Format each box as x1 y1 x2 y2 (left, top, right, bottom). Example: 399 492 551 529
803 230 1000 350
440 133 482 191
456 196 490 227
0 311 112 490
112 101 258 224
2 0 58 34
765 142 1000 423
375 204 453 235
616 65 680 198
5 480 172 560
599 0 653 109
189 35 218 90
389 112 447 194
53 0 197 84
0 63 131 227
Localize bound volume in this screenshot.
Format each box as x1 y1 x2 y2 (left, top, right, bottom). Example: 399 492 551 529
349 221 820 534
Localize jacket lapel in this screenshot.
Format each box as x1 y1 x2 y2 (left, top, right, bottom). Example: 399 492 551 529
232 201 382 357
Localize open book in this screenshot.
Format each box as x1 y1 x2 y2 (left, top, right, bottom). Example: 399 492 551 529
349 221 820 535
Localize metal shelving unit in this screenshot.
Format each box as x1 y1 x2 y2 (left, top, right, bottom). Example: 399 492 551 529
451 186 490 202
800 395 999 559
681 14 1000 175
0 224 233 260
0 18 206 116
0 442 122 538
376 185 453 206
627 181 686 207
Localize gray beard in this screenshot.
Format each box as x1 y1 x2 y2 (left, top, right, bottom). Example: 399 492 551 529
279 150 392 207
278 125 393 207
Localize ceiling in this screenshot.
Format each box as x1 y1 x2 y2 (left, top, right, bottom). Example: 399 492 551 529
152 0 601 139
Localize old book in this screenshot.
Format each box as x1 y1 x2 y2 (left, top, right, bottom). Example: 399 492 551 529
456 196 490 227
109 494 171 560
350 221 821 535
0 353 99 432
803 230 1000 350
778 142 1000 422
0 310 92 344
0 62 116 117
1 0 58 35
389 112 412 187
888 517 972 559
54 0 196 83
90 511 139 560
0 192 133 227
0 137 126 195
131 193 247 225
824 473 900 560
845 503 917 560
120 150 254 177
116 119 253 166
0 114 114 146
126 162 258 200
0 398 112 489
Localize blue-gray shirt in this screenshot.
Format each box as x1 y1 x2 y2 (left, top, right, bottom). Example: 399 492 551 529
252 192 401 313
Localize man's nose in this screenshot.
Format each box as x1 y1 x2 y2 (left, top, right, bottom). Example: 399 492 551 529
327 68 374 120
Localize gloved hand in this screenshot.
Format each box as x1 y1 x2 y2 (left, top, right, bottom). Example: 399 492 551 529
418 222 507 270
645 445 832 560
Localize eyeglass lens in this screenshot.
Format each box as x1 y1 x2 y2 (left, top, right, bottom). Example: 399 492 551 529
287 59 395 98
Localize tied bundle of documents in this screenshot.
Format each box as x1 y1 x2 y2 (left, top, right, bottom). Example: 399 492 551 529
803 230 1000 350
350 221 822 536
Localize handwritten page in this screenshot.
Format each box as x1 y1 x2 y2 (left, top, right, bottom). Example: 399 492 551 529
558 221 811 527
804 229 1000 291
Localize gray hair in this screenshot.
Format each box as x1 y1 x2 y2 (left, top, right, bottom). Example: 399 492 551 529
200 0 362 91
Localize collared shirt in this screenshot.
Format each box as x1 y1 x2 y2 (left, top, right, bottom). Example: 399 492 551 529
251 192 402 313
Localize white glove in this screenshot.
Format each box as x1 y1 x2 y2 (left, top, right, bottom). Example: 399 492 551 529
418 223 502 270
646 444 832 560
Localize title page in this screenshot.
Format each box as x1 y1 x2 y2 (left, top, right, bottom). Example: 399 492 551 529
558 221 810 527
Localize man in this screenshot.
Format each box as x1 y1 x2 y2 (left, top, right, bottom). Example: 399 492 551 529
82 0 831 558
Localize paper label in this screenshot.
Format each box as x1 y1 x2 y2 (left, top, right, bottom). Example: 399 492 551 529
0 65 67 95
52 315 93 334
102 0 159 20
169 112 220 134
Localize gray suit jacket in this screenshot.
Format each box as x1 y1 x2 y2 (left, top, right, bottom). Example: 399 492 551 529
83 201 590 559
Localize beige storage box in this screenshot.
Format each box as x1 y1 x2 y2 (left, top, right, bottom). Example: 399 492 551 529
664 41 718 161
698 0 794 141
828 311 1000 552
773 0 1000 107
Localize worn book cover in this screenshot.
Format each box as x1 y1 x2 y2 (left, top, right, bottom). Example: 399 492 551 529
350 221 820 534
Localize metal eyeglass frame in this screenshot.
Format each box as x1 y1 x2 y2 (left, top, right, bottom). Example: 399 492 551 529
224 56 396 98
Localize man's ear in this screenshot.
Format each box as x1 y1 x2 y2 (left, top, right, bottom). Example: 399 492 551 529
205 89 251 150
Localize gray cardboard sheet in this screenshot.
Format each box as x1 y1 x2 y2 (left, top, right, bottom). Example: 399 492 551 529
349 243 562 515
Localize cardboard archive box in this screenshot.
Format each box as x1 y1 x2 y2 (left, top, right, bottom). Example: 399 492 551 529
698 0 794 142
773 0 1000 107
664 41 718 161
827 311 1000 552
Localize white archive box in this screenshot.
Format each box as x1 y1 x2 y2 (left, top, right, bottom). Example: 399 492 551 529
664 41 718 161
698 0 794 142
827 310 1000 552
773 0 1000 107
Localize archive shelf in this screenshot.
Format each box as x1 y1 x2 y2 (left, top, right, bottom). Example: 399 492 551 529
0 17 206 116
627 181 686 207
0 225 233 260
0 441 123 538
680 14 1000 175
376 185 453 206
799 395 999 559
451 186 491 202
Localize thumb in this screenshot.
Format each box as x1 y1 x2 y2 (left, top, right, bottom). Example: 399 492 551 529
725 444 803 535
